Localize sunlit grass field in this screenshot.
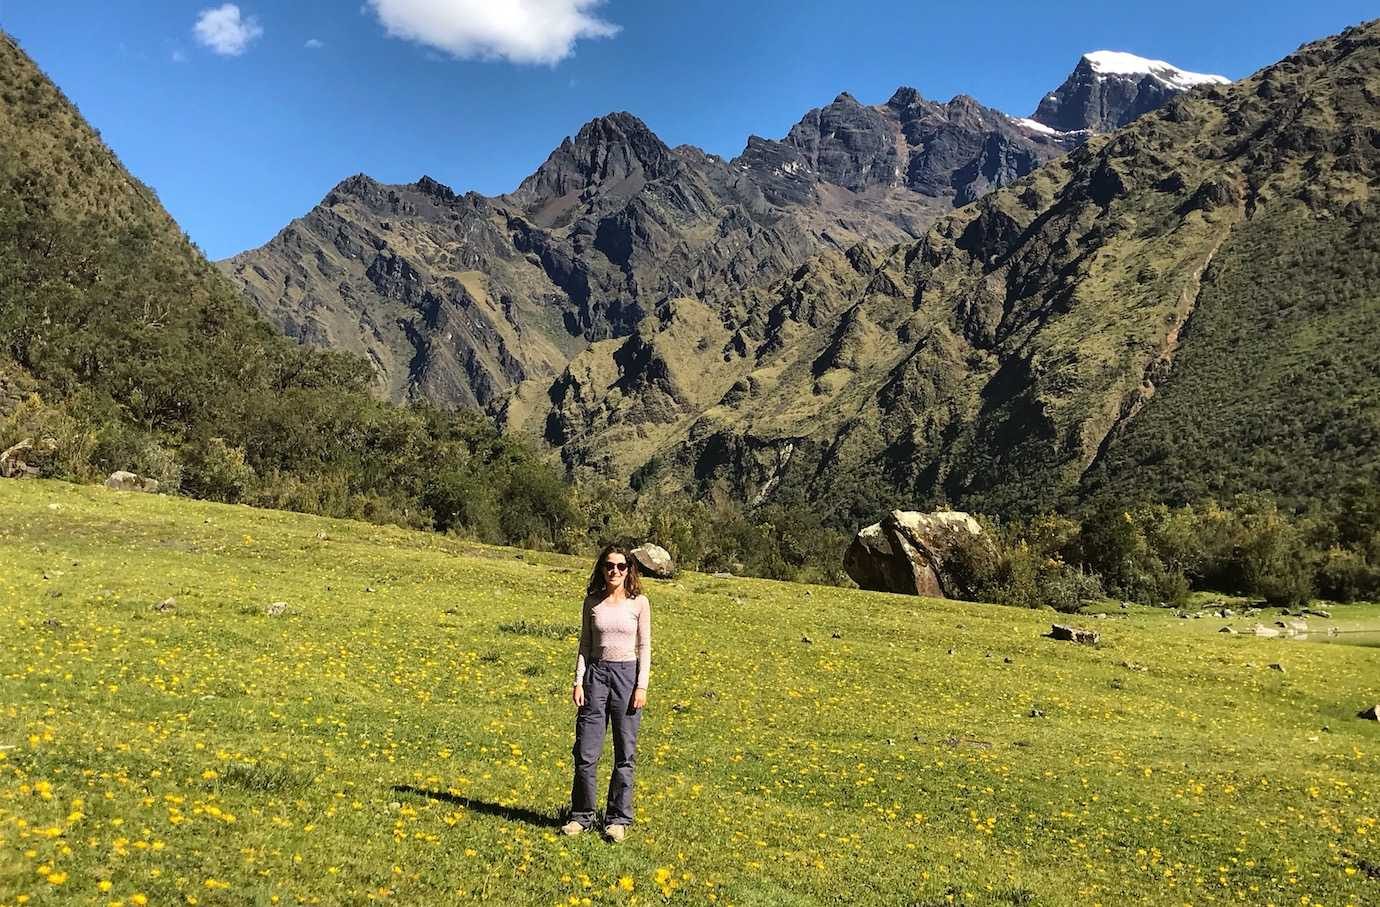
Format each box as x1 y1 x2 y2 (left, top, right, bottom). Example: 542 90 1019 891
1 480 1377 906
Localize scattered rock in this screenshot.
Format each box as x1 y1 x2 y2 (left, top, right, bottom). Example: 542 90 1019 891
1120 601 1133 610
365 587 376 593
1092 613 1108 619
1218 607 1235 618
105 471 159 493
1219 626 1237 634
1028 707 1045 718
1050 624 1099 645
265 602 289 617
1003 656 1014 664
1304 608 1331 619
316 532 328 541
803 590 812 597
1267 662 1285 672
153 597 176 613
1117 660 1147 673
831 631 842 639
42 617 61 629
947 647 956 656
1356 705 1379 721
800 636 813 644
1252 624 1280 638
711 572 733 579
631 543 675 578
1244 607 1260 617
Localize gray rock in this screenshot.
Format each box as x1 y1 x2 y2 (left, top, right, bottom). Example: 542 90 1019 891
153 597 176 613
1268 662 1285 672
105 471 159 493
265 601 288 617
1252 624 1281 638
631 543 674 579
1359 705 1379 721
1050 624 1099 645
1219 626 1237 634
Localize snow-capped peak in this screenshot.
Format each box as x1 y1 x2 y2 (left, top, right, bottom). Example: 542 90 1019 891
1082 50 1230 89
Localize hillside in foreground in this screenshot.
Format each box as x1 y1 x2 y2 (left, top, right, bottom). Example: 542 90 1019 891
1 481 1377 905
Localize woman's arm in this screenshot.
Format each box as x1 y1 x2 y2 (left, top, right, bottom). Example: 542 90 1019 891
574 596 593 687
635 596 652 691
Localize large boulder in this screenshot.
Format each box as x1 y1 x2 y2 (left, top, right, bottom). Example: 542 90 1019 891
105 471 159 493
843 510 988 598
631 543 675 579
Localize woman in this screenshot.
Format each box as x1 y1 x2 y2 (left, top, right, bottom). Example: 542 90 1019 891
561 544 651 842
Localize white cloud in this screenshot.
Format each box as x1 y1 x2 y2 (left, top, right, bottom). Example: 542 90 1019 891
193 4 264 57
305 38 325 49
366 0 618 65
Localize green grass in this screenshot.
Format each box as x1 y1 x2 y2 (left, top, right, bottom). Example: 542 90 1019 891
1 481 1378 906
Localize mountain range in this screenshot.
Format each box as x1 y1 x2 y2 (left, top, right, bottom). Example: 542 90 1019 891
8 21 1379 529
221 51 1221 414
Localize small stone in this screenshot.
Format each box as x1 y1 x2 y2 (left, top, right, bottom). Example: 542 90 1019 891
365 587 376 593
800 636 812 644
42 617 61 629
1003 656 1014 664
1219 626 1236 634
1218 608 1235 618
1305 608 1331 619
48 590 61 599
265 602 289 617
1028 708 1045 718
316 532 328 541
947 647 956 656
1267 662 1285 672
1358 705 1379 721
803 590 812 597
831 631 842 639
153 597 176 613
1252 624 1280 638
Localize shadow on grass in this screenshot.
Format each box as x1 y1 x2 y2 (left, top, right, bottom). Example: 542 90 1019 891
391 785 560 829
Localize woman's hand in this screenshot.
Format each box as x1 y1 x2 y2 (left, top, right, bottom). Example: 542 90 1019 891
572 684 585 707
633 689 646 710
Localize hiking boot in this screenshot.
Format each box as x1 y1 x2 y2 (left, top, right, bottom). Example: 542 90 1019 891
560 820 586 836
604 823 626 843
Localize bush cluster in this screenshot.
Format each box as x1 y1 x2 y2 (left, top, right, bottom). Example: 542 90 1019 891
952 490 1380 609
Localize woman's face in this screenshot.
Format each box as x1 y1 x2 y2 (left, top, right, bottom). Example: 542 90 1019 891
602 553 629 592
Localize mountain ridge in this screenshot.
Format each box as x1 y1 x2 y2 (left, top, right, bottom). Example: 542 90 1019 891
222 49 1223 417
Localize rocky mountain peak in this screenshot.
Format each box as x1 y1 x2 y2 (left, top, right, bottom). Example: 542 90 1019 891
512 111 675 209
885 86 925 110
1032 50 1231 132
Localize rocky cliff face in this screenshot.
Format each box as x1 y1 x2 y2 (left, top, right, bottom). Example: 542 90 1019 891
223 71 1104 412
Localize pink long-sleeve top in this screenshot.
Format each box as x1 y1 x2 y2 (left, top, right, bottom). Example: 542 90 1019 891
574 593 652 690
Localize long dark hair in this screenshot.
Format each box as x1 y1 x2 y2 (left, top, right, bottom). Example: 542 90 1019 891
586 544 642 597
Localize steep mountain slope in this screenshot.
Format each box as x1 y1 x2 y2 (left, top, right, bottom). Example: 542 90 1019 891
0 30 328 434
541 20 1380 524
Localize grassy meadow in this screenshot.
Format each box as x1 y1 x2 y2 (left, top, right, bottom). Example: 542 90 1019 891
1 480 1378 906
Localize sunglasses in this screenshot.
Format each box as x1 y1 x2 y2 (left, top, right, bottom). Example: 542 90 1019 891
603 561 629 573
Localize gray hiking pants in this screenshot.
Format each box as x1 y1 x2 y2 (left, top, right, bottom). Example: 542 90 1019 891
570 658 643 827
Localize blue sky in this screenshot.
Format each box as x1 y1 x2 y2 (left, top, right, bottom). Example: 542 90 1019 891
3 1 1374 259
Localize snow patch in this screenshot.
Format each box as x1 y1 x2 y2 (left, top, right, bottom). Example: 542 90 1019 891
1014 117 1064 135
1083 50 1230 89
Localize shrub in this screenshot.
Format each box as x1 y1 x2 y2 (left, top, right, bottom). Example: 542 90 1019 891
181 437 255 504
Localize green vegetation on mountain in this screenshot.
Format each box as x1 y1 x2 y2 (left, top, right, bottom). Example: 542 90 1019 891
0 32 572 541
